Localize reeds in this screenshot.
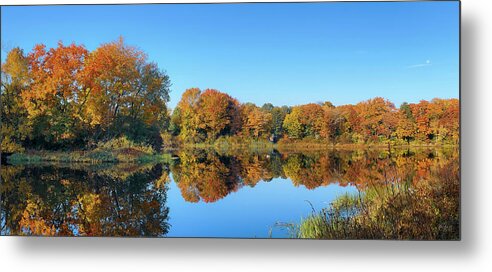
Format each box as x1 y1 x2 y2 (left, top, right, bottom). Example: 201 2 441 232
296 162 460 240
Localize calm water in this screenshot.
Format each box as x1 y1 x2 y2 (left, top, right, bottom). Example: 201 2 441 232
0 148 459 238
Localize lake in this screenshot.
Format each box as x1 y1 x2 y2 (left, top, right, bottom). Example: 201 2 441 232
0 147 459 238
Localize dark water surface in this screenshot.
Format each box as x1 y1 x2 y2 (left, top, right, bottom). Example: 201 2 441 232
0 148 459 238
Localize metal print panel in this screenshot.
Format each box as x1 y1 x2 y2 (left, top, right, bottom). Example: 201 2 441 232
0 1 460 239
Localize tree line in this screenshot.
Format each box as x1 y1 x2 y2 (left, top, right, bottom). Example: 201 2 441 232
1 39 459 153
171 88 459 146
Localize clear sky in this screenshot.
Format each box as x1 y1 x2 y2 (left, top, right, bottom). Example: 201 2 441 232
1 2 459 109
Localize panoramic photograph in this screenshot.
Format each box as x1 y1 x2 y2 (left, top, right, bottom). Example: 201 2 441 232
0 2 459 239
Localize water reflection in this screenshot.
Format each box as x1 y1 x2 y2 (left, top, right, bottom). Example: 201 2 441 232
171 148 458 202
1 163 170 236
0 148 459 237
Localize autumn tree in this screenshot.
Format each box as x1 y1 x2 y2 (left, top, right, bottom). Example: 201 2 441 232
396 102 417 144
355 97 397 142
81 37 170 148
429 98 459 144
241 103 273 139
283 103 324 139
174 88 204 142
302 103 325 138
1 48 31 152
199 89 241 141
337 104 362 143
410 100 433 142
283 107 303 139
437 98 459 144
20 42 89 147
174 88 241 142
321 105 348 143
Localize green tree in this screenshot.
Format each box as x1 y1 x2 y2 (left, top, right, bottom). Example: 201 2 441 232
270 106 290 139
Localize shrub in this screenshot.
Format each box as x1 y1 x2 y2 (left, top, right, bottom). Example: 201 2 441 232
87 151 117 162
7 153 41 163
95 136 154 154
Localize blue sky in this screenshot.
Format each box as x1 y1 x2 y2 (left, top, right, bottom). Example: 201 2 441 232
1 2 459 109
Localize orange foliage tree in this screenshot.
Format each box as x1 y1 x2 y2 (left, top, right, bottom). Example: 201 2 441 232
23 42 89 146
173 88 241 142
2 38 171 150
240 103 273 139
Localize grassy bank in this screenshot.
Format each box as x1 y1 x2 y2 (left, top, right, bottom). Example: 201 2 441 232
276 139 458 151
5 137 175 164
295 161 460 240
7 150 175 164
5 134 458 164
181 135 458 151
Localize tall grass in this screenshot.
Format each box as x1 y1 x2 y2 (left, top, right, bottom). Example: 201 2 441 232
7 137 176 164
297 162 460 240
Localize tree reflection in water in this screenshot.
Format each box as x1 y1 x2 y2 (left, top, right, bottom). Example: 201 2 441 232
1 147 458 237
1 163 170 236
171 148 458 203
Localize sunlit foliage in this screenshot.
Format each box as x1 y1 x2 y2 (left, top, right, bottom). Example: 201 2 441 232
1 48 31 152
173 88 241 143
170 91 459 146
1 38 171 151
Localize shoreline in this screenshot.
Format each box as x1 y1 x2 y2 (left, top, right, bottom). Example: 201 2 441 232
4 150 175 164
3 143 458 164
182 141 458 150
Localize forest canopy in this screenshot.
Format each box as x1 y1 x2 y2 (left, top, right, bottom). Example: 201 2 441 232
171 88 459 146
1 39 459 153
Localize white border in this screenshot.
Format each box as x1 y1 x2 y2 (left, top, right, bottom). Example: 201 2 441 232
2 0 491 271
